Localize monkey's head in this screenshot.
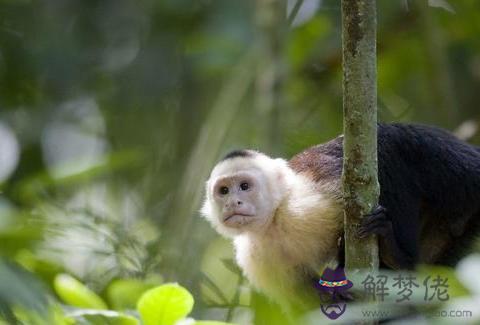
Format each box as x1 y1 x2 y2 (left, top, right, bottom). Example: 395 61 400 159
201 150 290 237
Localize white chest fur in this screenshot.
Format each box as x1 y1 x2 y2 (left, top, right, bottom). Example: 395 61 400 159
233 185 342 305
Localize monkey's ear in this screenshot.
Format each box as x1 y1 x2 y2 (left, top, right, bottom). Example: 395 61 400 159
275 158 289 170
272 158 290 186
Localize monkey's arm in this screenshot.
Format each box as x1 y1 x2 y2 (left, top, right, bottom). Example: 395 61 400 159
358 204 416 269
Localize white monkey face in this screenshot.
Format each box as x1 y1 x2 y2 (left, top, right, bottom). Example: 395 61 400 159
201 155 288 237
211 170 270 229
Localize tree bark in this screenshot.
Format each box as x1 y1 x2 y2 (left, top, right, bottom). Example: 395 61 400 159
341 0 380 277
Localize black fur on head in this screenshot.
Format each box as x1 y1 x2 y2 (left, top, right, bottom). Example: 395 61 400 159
221 149 254 161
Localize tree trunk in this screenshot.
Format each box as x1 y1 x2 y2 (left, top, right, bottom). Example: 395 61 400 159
341 0 380 278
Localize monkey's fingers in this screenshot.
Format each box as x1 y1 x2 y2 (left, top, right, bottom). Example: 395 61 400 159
360 205 388 228
358 207 392 238
357 224 391 238
364 204 387 218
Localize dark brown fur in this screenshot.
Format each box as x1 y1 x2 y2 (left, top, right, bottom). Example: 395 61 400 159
287 123 480 269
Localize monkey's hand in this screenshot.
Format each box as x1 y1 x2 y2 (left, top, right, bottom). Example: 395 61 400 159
357 204 414 269
357 205 390 238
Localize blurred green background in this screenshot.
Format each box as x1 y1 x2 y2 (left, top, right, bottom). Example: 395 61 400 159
1 0 480 324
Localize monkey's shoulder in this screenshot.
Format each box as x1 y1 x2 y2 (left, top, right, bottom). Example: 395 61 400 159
287 122 480 185
288 137 343 183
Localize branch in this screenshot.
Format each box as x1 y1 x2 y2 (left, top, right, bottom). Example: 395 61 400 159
341 0 380 278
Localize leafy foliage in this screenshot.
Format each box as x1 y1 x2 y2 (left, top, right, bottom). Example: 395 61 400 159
1 0 480 323
137 284 194 325
54 274 108 310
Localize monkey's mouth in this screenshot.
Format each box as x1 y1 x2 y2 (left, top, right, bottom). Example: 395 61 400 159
223 213 254 225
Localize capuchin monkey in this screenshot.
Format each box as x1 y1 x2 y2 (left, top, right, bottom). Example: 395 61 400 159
201 123 480 308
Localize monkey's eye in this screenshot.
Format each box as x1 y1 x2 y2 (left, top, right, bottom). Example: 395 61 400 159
219 186 229 195
240 182 249 191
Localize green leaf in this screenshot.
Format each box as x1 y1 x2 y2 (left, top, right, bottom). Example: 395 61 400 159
418 265 469 298
136 283 194 325
107 278 162 310
0 225 44 257
53 274 107 310
192 320 232 325
68 309 139 325
0 258 49 313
